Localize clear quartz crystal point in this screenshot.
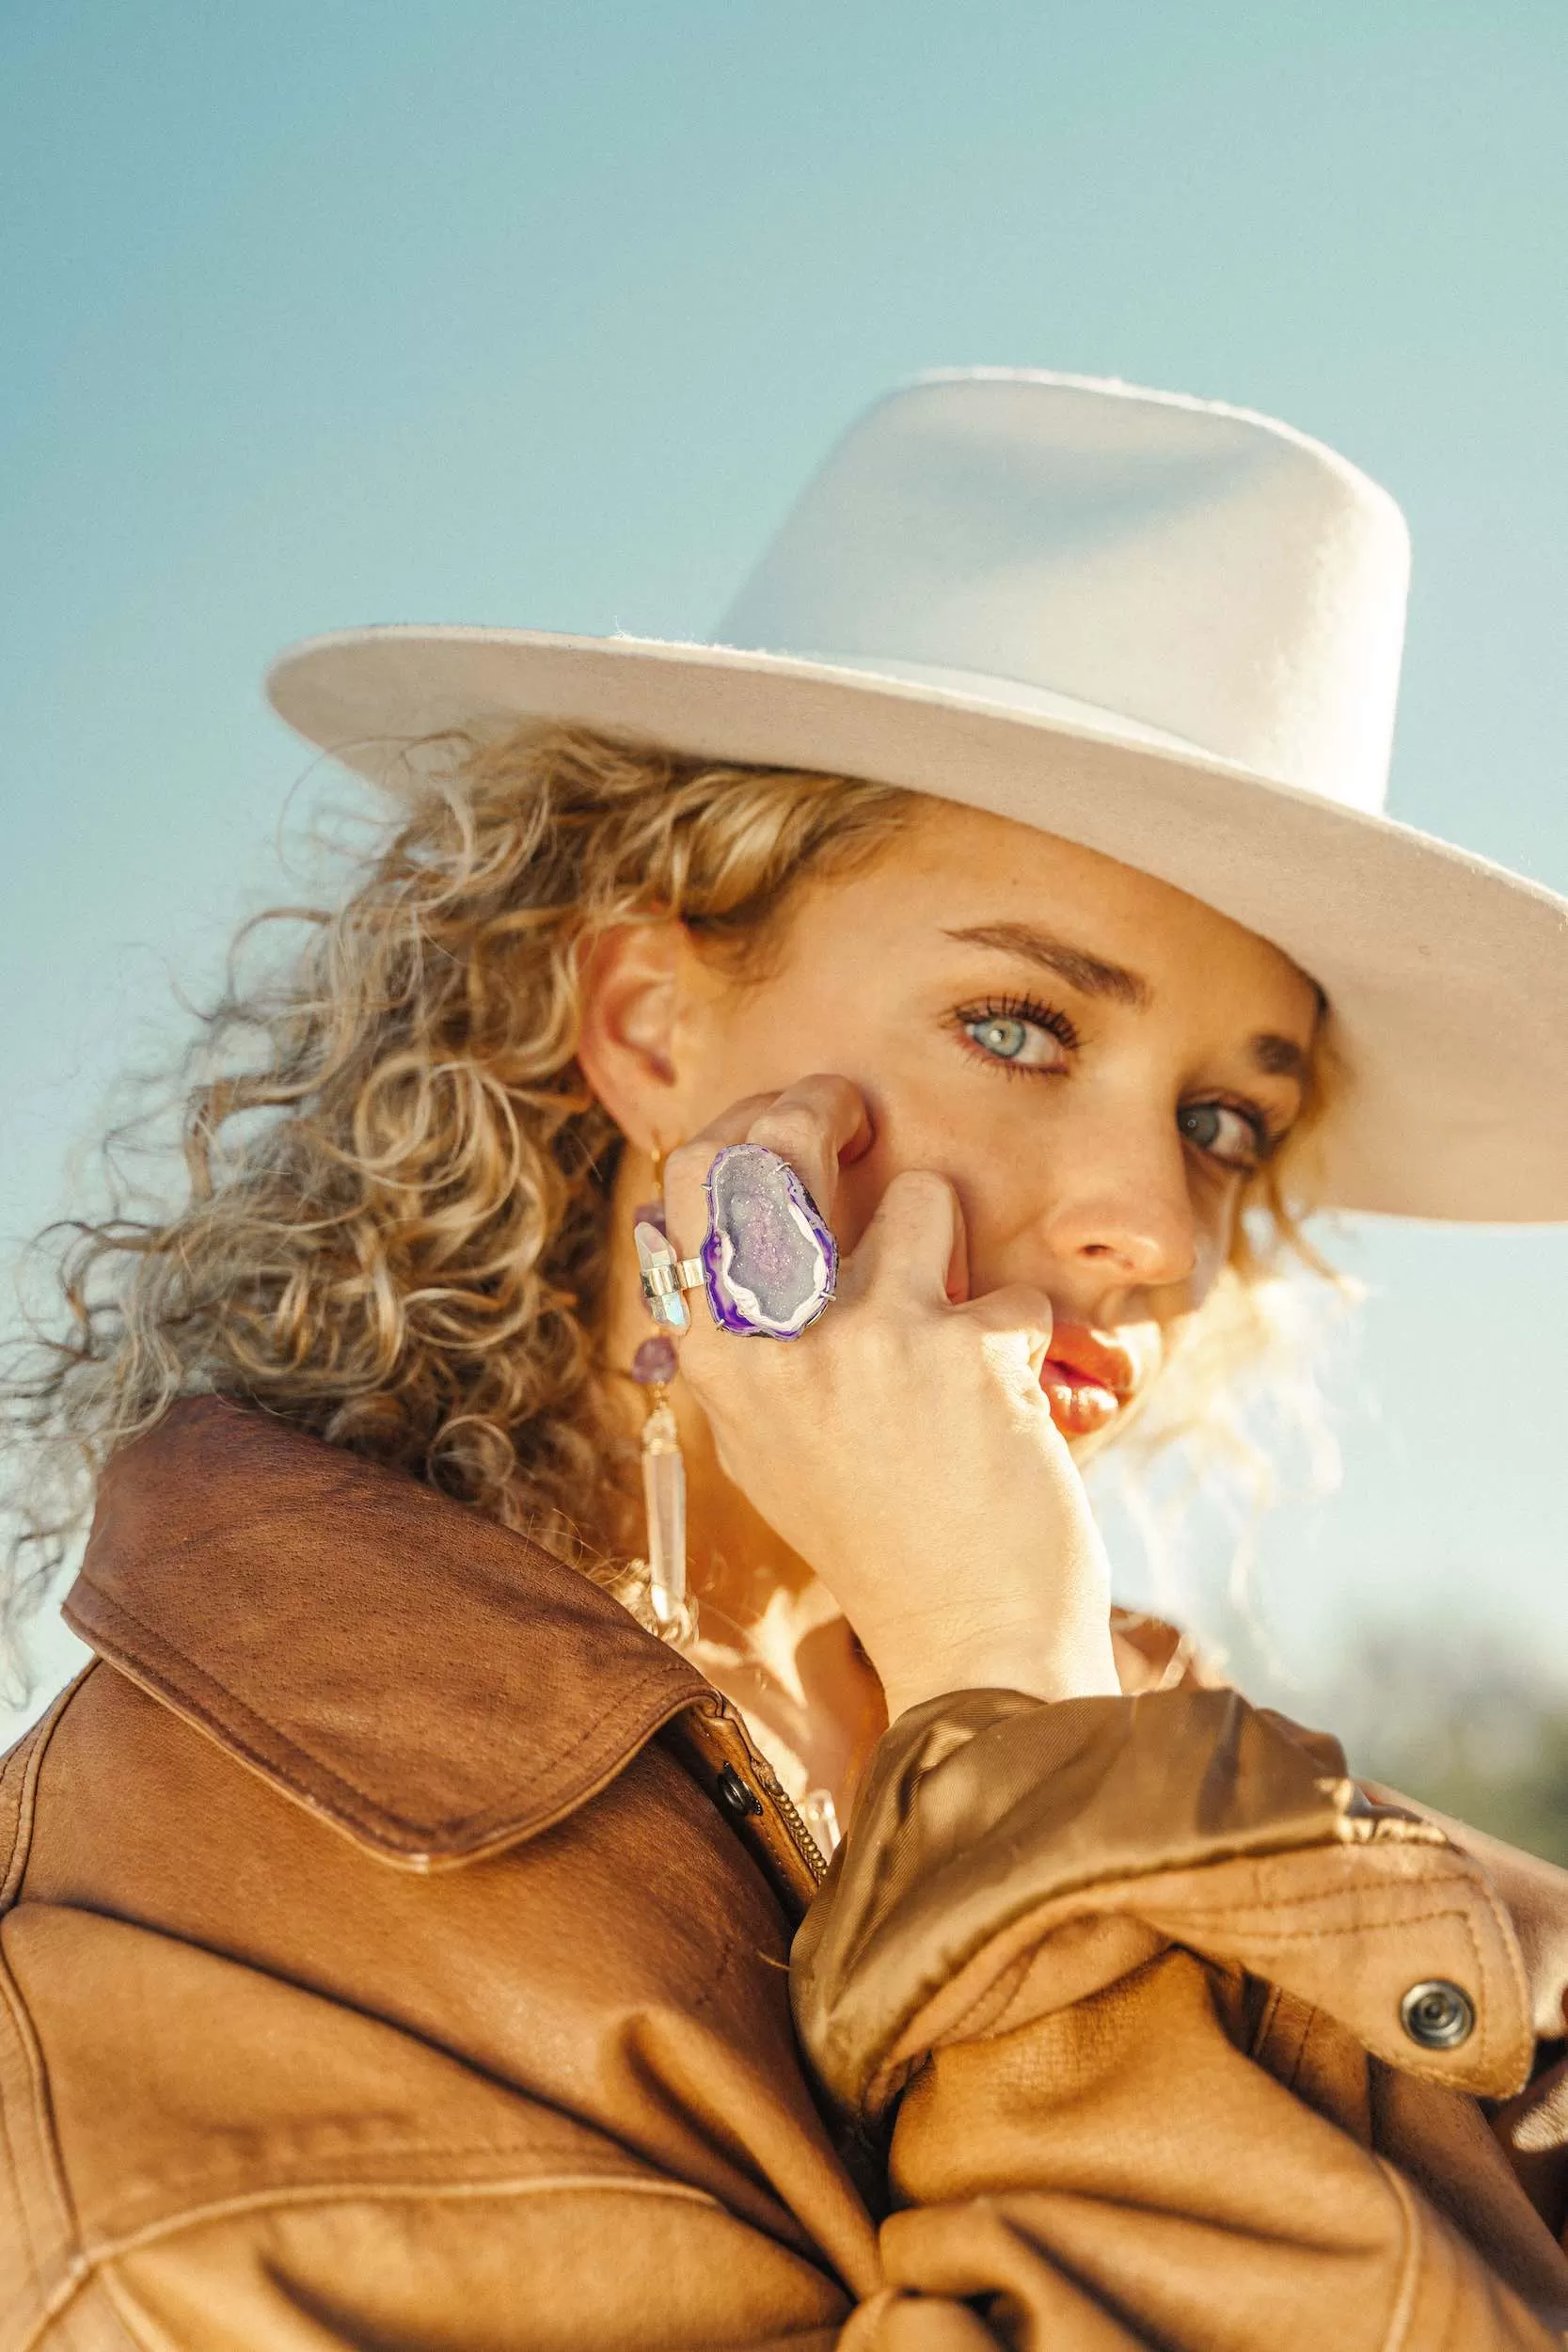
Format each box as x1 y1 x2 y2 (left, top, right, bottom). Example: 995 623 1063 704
801 1788 841 1853
641 1398 687 1626
635 1218 689 1334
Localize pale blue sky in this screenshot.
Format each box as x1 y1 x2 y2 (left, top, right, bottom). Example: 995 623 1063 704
4 2 1567 1733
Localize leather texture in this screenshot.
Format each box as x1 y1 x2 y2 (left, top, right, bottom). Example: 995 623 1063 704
2 1394 1568 2346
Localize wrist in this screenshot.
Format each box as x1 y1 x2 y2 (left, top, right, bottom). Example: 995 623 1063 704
872 1613 1120 1721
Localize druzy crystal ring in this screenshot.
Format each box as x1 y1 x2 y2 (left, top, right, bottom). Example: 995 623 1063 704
701 1143 838 1339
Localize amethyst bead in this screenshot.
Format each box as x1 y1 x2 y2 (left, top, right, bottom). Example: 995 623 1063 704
701 1143 837 1339
631 1335 678 1385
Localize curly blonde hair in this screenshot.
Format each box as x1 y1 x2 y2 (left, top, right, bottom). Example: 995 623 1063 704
0 723 1333 1671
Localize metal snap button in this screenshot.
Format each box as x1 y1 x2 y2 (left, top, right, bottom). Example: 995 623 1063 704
1400 1979 1476 2050
716 1765 762 1820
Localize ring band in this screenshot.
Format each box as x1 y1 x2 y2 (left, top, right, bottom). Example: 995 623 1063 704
639 1255 705 1302
635 1213 707 1333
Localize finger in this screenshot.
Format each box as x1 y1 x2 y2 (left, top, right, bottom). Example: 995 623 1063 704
742 1073 870 1228
662 1076 869 1261
955 1281 1055 1377
842 1168 967 1306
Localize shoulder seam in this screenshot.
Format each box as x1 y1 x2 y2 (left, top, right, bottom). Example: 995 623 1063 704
20 2170 725 2348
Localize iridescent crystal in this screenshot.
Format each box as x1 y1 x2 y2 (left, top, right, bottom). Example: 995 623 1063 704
701 1143 837 1338
800 1787 841 1853
635 1216 689 1333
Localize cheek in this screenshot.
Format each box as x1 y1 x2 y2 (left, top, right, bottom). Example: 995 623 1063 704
676 993 831 1125
832 1089 1029 1274
1185 1186 1241 1306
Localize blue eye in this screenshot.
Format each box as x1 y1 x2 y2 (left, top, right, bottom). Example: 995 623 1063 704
969 1015 1029 1059
955 996 1078 1073
1179 1102 1265 1170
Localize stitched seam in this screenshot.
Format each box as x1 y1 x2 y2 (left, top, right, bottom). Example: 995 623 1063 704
938 1948 1040 2045
1165 1899 1475 1939
90 2268 171 2352
1156 1867 1481 1922
870 1835 1474 2009
1461 1862 1533 2060
1166 1867 1479 1911
867 1884 1495 2110
84 2169 722 2264
90 2134 688 2217
1168 1903 1495 2068
0 1965 45 2306
911 1884 1485 2026
1191 1899 1495 2073
20 2174 723 2351
78 1582 697 1843
16 2265 89 2352
0 1942 85 2326
87 1577 693 1806
1374 2159 1424 2352
895 1899 1498 2099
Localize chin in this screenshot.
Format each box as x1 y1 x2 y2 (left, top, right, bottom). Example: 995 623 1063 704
1063 1419 1124 1467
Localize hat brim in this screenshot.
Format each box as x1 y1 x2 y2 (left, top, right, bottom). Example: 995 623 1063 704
266 624 1568 1225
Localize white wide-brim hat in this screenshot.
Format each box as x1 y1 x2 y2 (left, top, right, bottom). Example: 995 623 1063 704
268 369 1568 1224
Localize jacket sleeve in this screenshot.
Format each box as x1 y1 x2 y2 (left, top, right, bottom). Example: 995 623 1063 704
1364 1778 1568 2248
792 1687 1568 2351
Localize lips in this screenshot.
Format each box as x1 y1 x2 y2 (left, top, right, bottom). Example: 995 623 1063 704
1040 1323 1139 1438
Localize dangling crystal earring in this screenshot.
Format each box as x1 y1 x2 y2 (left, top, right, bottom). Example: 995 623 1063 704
628 1152 689 1635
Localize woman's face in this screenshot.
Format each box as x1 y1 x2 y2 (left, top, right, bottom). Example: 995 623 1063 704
658 801 1321 1447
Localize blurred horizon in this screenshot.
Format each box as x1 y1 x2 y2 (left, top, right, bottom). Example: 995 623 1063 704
4 3 1567 1819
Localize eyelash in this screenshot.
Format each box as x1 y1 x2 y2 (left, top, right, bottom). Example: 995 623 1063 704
951 992 1277 1171
951 993 1080 1065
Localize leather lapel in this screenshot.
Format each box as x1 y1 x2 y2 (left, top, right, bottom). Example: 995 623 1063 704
64 1396 708 1871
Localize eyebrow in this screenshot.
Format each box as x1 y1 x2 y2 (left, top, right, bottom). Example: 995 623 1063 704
944 918 1313 1089
942 921 1151 1009
1250 1032 1310 1083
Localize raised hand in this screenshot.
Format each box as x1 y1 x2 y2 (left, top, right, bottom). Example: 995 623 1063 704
663 1075 1119 1720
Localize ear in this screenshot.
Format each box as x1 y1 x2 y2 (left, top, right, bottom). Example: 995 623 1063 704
576 919 684 1154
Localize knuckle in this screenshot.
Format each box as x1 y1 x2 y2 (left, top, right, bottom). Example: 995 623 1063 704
748 1104 827 1159
798 1072 861 1115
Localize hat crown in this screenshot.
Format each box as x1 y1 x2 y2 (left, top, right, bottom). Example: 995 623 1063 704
718 370 1411 814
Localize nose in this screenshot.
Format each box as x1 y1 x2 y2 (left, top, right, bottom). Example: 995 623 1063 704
1037 1113 1198 1295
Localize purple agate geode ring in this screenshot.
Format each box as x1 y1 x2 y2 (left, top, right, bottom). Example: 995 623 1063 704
701 1143 838 1339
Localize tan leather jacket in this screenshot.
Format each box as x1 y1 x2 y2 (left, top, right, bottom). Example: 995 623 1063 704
6 1395 1568 2348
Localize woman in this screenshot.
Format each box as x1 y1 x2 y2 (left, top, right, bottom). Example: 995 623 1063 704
4 371 1568 2348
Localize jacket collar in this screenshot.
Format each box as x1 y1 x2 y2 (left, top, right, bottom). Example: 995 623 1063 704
64 1395 709 1871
